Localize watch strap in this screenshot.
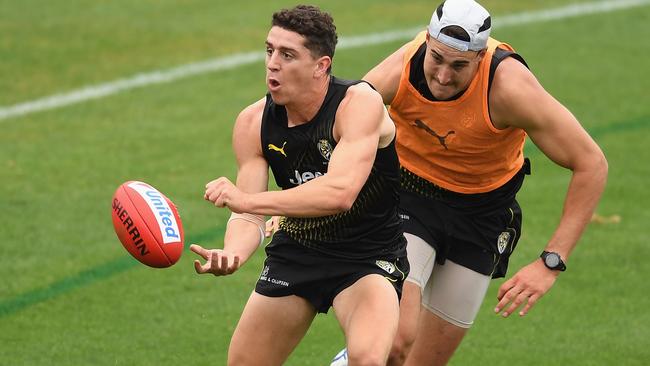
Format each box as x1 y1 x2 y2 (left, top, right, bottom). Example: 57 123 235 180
540 251 566 271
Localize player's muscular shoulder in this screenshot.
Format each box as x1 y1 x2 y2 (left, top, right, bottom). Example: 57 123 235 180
342 83 383 110
233 98 266 156
489 57 540 129
346 83 396 147
337 83 384 127
237 98 266 127
235 99 265 136
334 83 388 143
364 43 409 104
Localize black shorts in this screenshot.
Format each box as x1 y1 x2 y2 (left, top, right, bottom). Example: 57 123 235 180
255 237 409 313
399 163 528 278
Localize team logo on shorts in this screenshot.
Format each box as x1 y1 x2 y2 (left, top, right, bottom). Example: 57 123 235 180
260 265 270 280
317 139 333 161
497 232 511 254
375 260 396 274
259 265 289 286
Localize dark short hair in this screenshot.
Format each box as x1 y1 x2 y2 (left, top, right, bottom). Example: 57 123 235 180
272 5 338 72
440 25 470 42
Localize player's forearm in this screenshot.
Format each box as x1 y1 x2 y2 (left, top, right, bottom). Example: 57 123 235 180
223 220 264 264
244 175 359 217
545 157 608 260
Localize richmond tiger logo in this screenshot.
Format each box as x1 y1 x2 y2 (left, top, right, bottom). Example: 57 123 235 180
317 139 333 161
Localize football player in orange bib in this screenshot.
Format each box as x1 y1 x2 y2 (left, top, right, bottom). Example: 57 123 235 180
334 0 608 365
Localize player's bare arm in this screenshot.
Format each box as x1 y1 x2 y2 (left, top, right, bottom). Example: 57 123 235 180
256 83 385 217
195 99 269 276
216 84 386 218
363 43 410 105
261 84 393 229
489 57 608 317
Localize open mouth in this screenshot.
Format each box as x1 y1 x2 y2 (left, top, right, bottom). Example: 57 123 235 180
268 78 280 89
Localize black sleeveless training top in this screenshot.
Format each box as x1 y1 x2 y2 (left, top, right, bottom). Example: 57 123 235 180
260 76 405 259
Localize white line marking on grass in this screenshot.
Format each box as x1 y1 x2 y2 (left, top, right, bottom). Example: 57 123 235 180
1 0 649 122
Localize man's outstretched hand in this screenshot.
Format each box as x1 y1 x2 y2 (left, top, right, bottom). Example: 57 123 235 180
190 244 241 276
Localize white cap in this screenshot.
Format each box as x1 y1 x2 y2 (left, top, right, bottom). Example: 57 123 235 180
428 0 491 52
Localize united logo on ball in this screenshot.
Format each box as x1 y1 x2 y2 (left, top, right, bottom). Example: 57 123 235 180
111 181 184 268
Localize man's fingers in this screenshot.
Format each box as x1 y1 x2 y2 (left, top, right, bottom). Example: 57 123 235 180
191 247 239 276
495 285 520 314
519 294 540 316
497 278 515 300
230 255 240 273
204 185 220 203
205 178 228 202
265 218 274 237
502 291 531 318
496 287 516 308
190 244 209 259
220 253 229 270
206 190 218 203
205 178 221 189
194 259 208 274
205 188 225 206
495 286 542 317
265 217 281 237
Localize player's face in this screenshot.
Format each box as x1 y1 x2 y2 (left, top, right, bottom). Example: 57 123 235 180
265 26 325 105
423 36 484 100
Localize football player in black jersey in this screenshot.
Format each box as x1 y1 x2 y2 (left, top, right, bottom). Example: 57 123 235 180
191 5 408 366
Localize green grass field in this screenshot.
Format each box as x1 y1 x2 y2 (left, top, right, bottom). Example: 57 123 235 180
1 1 649 365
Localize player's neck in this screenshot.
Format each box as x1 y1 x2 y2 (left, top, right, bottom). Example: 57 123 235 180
285 75 331 127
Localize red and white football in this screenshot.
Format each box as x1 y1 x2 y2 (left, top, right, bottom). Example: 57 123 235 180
111 181 184 268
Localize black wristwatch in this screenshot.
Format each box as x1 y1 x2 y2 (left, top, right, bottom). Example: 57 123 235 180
540 251 566 271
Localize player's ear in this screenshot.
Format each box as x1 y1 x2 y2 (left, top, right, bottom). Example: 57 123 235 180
477 49 487 62
314 56 332 78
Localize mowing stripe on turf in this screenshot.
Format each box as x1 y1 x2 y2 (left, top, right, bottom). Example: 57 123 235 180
0 228 223 318
1 0 649 122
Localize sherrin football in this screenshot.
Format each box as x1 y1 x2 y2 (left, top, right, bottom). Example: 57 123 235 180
111 181 184 268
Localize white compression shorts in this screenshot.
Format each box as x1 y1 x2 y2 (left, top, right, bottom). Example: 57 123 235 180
405 233 491 328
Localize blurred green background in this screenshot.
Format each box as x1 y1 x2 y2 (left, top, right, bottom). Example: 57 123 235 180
1 1 649 365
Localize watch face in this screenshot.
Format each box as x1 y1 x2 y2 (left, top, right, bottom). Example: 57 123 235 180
545 253 560 268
